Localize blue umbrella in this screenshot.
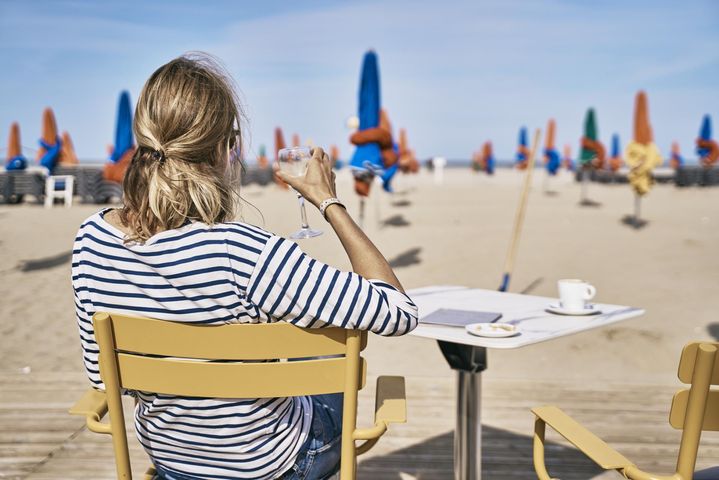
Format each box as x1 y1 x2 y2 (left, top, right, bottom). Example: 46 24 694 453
611 134 620 158
697 114 712 158
350 51 384 174
380 143 400 192
516 127 528 165
110 91 134 163
486 151 495 175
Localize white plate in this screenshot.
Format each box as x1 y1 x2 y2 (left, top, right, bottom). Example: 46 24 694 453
465 322 520 338
545 303 602 316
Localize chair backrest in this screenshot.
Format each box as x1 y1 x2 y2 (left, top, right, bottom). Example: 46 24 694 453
94 312 368 479
668 342 718 479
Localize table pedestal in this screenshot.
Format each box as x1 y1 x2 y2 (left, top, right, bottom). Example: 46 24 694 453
438 341 487 480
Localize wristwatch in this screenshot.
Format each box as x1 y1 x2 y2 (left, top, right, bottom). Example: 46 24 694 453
319 197 346 220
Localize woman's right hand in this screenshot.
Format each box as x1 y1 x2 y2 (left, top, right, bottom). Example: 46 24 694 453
275 147 337 208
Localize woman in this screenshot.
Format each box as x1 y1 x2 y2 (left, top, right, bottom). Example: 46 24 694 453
72 54 418 480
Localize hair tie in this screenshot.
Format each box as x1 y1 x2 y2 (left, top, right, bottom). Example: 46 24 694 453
151 149 165 163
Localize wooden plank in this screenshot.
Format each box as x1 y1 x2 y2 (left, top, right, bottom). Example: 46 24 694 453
2 373 718 479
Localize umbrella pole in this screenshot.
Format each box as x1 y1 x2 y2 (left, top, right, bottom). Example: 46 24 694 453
634 193 641 225
499 129 541 292
359 197 366 229
375 184 382 229
580 169 589 203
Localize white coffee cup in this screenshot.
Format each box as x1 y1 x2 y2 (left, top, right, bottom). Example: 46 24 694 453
557 279 596 311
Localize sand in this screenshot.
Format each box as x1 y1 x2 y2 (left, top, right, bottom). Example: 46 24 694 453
1 167 718 387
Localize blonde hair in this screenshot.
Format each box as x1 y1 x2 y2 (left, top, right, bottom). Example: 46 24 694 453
120 53 244 243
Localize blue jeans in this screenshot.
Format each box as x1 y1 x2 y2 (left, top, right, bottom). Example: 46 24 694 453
155 394 343 480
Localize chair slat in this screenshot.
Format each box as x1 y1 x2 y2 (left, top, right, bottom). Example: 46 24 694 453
104 313 367 359
669 390 719 431
677 342 719 384
116 353 367 398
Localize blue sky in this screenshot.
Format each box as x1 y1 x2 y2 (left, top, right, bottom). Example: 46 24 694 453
1 0 718 162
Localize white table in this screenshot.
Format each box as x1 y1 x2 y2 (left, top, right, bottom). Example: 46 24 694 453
406 286 645 480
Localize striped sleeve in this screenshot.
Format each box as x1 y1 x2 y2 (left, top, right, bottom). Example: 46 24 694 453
245 235 418 336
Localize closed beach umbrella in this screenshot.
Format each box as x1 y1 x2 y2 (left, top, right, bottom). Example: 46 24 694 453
274 127 286 160
110 91 133 163
37 108 62 171
349 50 384 180
543 119 560 175
696 115 719 167
60 131 79 165
670 141 683 169
625 91 662 197
580 108 605 169
292 134 300 148
562 144 574 171
516 127 529 169
273 127 288 189
5 122 27 170
330 144 341 168
609 134 622 172
257 145 268 168
483 141 495 175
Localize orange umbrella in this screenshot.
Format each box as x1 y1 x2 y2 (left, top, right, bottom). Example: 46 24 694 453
273 127 288 189
625 90 662 198
274 127 286 160
8 122 22 159
292 134 300 148
60 131 79 165
544 119 560 175
5 122 27 170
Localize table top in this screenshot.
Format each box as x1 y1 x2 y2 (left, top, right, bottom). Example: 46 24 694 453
406 286 645 349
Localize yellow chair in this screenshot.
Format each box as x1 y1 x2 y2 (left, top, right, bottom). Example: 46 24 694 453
532 342 719 480
69 312 407 480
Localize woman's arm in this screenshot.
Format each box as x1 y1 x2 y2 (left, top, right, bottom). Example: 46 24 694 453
276 148 403 292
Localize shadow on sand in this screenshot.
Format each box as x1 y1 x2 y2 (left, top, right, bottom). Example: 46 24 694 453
391 199 412 207
579 199 602 208
357 426 604 479
621 215 648 229
17 250 73 272
707 323 719 341
382 214 411 228
388 248 421 269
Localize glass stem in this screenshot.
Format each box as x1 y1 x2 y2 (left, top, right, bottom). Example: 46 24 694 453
298 195 310 229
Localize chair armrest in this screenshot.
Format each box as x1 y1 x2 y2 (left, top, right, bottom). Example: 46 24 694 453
532 406 632 470
354 376 406 453
68 388 112 434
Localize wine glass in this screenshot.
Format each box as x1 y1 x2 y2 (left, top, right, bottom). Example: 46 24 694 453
277 147 323 239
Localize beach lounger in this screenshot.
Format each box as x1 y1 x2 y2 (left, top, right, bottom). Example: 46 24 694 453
0 168 47 204
532 342 718 480
69 313 407 480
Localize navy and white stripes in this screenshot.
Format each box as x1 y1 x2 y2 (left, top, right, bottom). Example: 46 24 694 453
71 209 418 480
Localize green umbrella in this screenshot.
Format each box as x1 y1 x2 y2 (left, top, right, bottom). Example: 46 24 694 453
580 108 597 167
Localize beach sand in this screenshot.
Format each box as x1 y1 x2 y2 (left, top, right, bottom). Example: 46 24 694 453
1 168 718 477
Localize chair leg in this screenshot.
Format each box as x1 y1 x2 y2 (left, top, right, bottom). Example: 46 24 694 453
533 418 557 480
44 177 53 208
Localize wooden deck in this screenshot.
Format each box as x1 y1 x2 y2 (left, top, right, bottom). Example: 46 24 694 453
3 371 718 480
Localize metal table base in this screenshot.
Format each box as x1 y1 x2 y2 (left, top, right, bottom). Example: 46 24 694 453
438 341 487 480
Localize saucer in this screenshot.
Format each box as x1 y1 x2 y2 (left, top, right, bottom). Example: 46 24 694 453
546 303 602 316
465 322 520 338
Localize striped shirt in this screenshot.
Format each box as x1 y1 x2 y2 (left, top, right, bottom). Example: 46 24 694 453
71 209 418 480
